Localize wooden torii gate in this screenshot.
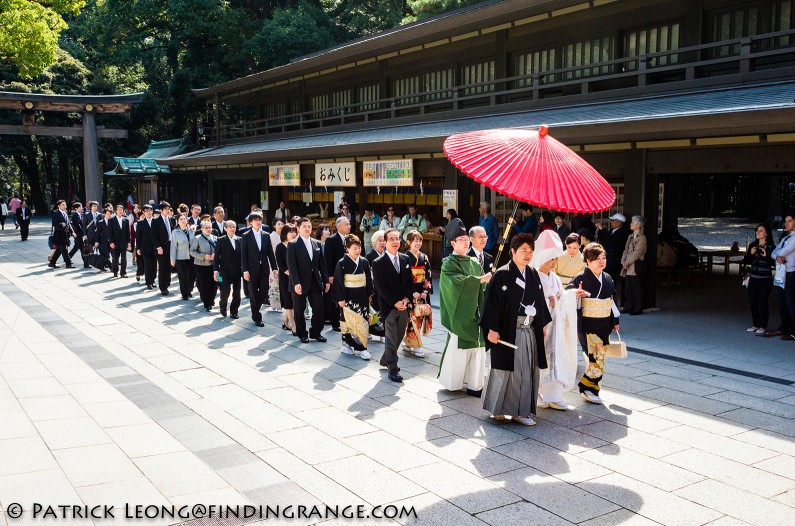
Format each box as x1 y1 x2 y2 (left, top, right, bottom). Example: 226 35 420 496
0 92 144 202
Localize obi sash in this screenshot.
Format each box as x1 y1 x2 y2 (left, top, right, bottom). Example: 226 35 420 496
343 273 367 288
411 266 425 284
581 298 612 318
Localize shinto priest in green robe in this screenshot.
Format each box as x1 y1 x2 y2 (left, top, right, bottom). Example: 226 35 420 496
438 218 489 393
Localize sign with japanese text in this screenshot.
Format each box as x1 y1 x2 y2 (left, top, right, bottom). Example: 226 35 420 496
314 162 356 187
362 159 413 187
268 165 300 187
443 189 457 212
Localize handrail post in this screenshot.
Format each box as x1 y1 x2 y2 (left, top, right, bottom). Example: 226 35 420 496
740 36 752 73
638 54 648 87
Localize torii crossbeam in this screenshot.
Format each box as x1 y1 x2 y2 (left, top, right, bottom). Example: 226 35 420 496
0 92 144 202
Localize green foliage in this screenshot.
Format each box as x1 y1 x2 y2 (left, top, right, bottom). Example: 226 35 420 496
0 0 86 77
403 0 483 23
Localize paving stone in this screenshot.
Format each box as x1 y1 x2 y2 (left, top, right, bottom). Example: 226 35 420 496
493 439 612 484
674 479 794 526
638 387 740 415
75 477 170 509
255 386 329 412
655 425 778 465
313 389 392 417
0 410 37 440
644 405 752 437
54 443 143 487
663 448 795 498
316 455 425 505
705 390 795 418
574 420 690 459
390 492 488 526
267 426 358 465
33 416 112 450
507 420 608 454
489 467 620 523
401 462 520 514
578 473 722 526
183 398 276 453
578 509 661 526
375 391 458 421
364 409 452 444
0 469 82 511
227 401 305 435
475 501 574 526
753 454 795 481
295 406 378 438
578 444 704 491
105 423 186 458
731 428 795 457
429 413 525 448
417 435 525 477
64 382 127 404
632 373 726 396
598 374 657 394
132 451 229 497
18 394 87 421
5 376 68 398
698 375 792 400
0 436 58 476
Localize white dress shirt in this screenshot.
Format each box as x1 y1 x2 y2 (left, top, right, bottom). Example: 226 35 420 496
301 235 313 261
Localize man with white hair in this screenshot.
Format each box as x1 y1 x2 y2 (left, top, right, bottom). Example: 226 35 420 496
324 216 351 332
467 226 494 275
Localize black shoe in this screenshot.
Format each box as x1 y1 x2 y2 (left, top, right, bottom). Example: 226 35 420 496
205 306 212 312
379 360 399 372
388 371 403 382
188 293 194 298
220 309 227 317
466 389 483 398
65 265 76 269
281 324 290 331
113 273 118 277
160 291 170 296
255 321 265 327
230 313 239 319
300 336 310 343
313 335 328 343
146 285 154 290
136 276 140 282
47 264 58 268
332 327 341 332
120 274 128 278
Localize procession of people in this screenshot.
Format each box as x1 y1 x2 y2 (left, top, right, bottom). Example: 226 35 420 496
39 196 636 427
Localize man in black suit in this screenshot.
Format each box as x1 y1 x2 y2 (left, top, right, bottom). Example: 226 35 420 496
214 220 242 319
467 226 495 275
95 208 113 271
187 204 202 228
83 201 99 263
152 201 174 295
136 204 157 288
371 228 414 382
324 216 350 331
49 200 75 268
602 213 631 304
211 206 226 237
109 204 130 278
287 217 329 343
68 202 87 266
241 211 277 327
365 230 386 316
15 200 31 241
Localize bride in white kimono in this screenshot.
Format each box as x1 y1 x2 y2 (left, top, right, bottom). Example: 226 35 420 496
531 230 579 410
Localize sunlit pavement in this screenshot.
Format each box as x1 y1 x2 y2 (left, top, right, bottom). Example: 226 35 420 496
1 219 795 525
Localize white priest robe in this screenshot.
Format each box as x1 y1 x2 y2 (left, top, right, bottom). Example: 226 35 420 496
438 335 486 392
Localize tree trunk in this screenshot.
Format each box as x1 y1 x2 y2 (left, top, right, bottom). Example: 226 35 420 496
12 152 45 213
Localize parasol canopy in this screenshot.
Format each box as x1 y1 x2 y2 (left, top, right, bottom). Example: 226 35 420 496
443 126 615 213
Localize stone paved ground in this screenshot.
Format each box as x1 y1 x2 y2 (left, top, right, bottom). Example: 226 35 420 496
1 220 795 526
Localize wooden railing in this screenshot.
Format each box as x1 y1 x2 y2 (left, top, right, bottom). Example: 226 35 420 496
205 29 795 145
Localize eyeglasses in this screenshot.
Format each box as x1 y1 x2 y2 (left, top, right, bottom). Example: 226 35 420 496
387 209 394 212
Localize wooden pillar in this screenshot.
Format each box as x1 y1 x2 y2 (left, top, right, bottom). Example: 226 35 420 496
82 110 101 203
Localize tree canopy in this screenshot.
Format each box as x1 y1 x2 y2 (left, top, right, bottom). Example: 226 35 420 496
0 0 86 77
0 0 484 208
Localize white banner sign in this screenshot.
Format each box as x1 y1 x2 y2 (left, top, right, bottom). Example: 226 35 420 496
362 159 413 187
314 162 356 187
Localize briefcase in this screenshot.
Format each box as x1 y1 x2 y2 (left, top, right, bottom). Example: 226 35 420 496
606 331 627 359
88 248 104 270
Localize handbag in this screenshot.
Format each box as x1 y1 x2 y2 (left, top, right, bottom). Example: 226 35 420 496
88 247 104 270
605 330 627 359
633 258 645 275
741 276 750 288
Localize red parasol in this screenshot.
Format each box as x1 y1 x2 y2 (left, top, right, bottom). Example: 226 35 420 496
444 125 615 265
443 126 615 213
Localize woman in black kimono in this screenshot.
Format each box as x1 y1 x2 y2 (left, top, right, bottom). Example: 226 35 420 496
402 230 433 358
275 223 298 334
479 233 552 426
566 243 620 404
332 235 374 360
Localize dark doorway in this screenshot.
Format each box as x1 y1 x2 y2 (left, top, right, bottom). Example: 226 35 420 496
213 179 260 222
